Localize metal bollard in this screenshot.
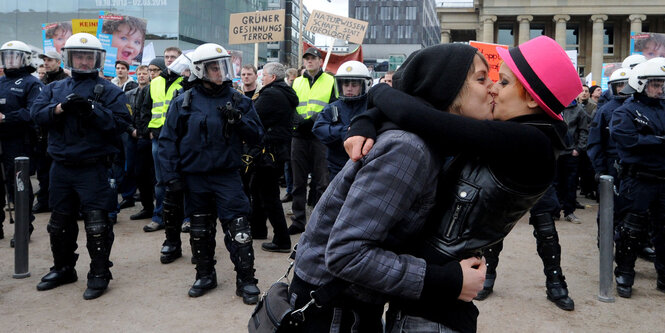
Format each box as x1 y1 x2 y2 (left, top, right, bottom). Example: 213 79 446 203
598 175 614 302
13 157 30 279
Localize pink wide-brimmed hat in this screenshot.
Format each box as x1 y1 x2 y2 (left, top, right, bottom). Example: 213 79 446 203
496 36 582 120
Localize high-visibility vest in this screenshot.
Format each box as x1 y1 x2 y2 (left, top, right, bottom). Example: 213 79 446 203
292 72 334 119
148 76 183 129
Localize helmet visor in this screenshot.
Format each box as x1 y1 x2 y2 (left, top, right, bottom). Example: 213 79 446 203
168 52 193 76
0 50 29 69
201 58 233 84
334 77 369 100
610 80 627 96
644 78 665 99
63 49 105 74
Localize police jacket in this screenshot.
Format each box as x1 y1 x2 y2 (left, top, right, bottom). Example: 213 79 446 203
252 79 298 163
0 69 44 139
42 67 69 85
312 97 367 177
587 94 626 174
560 100 589 155
30 72 132 163
610 94 665 172
158 81 264 183
292 69 336 139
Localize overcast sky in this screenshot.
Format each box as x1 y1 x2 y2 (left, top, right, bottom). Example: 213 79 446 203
302 0 349 45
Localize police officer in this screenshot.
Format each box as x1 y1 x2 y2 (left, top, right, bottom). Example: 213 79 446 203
0 40 43 242
158 43 263 303
312 60 371 180
30 33 131 300
610 57 665 297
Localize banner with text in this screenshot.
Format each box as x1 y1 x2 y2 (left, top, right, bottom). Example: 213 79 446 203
305 10 367 45
229 9 285 45
470 41 508 82
72 19 99 35
302 42 362 74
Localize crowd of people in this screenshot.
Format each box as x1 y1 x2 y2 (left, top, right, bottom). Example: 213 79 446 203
1 29 664 332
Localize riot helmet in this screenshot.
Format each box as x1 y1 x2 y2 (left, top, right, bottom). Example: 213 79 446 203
62 33 105 74
608 67 631 96
624 57 665 99
334 60 372 102
0 40 32 69
190 43 233 85
621 54 646 69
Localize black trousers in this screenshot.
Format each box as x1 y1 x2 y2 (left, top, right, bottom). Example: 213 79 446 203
248 163 290 245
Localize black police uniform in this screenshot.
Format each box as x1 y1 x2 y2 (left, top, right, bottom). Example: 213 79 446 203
610 93 665 296
0 66 43 240
158 80 264 303
31 71 132 299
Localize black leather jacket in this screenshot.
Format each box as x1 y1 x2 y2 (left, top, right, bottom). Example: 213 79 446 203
416 120 566 264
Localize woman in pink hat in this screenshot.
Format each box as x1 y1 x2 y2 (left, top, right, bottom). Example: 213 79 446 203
344 36 581 332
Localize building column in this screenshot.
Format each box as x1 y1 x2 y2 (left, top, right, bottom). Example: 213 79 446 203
441 29 451 44
628 14 646 35
553 15 571 49
590 15 608 85
517 15 533 44
481 15 497 43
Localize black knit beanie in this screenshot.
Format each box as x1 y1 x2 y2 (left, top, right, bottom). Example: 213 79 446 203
393 43 478 111
149 57 166 72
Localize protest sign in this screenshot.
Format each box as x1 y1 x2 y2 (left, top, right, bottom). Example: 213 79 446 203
42 21 72 55
229 9 285 45
97 11 147 77
601 62 622 91
470 41 508 82
630 32 665 59
72 19 98 35
305 10 367 45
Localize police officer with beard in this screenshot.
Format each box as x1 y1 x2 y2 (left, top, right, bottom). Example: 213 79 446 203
158 43 263 303
610 57 665 298
31 33 131 300
0 40 43 243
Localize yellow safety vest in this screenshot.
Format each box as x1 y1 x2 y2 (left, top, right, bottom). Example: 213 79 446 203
292 72 334 119
148 76 183 129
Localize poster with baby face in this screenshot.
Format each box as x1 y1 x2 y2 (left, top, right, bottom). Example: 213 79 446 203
42 21 73 55
97 11 147 77
630 32 665 59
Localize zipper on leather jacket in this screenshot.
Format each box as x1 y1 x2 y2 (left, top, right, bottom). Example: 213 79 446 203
445 204 463 238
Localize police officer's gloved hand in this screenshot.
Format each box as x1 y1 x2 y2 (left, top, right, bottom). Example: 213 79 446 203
62 94 93 117
297 113 317 134
218 103 243 124
166 179 185 193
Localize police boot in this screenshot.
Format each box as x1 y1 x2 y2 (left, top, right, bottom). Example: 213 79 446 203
614 213 645 298
657 276 665 293
160 185 184 264
188 213 217 297
37 212 80 291
227 217 260 304
475 241 502 301
0 222 3 239
532 213 575 311
83 211 113 300
639 246 656 262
